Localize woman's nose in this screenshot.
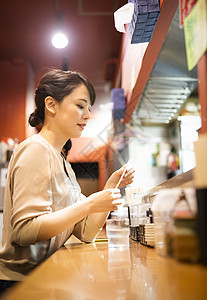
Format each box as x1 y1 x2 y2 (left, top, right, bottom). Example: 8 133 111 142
83 107 91 119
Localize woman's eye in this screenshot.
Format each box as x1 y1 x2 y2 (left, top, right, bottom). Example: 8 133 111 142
77 105 84 109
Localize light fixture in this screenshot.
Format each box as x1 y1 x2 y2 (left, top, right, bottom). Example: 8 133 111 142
51 0 68 49
52 32 68 49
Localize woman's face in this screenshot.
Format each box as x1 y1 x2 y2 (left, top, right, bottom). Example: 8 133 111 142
54 84 92 139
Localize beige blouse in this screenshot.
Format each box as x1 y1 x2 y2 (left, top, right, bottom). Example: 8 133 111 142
0 134 100 281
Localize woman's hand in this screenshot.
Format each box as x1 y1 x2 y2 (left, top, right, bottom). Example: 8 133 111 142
37 188 121 242
104 165 135 189
86 189 122 213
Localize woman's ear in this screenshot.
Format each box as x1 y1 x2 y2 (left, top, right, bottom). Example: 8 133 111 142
44 96 57 115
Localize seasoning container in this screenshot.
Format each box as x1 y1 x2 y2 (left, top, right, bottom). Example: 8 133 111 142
152 188 198 259
164 214 174 257
172 190 200 263
126 187 150 242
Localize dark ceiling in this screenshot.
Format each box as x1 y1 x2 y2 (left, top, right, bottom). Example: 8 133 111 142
0 0 126 86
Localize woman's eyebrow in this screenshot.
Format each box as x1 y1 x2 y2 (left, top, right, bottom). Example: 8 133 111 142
79 99 90 105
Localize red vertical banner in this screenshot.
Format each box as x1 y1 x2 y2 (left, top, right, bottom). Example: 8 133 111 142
179 0 198 27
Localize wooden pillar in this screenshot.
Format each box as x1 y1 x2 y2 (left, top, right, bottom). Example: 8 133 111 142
197 52 207 133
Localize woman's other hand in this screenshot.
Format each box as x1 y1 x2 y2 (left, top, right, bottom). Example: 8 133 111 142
104 165 135 189
86 189 121 213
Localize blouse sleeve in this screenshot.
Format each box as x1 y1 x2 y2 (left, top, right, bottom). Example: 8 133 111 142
72 194 101 242
9 141 52 247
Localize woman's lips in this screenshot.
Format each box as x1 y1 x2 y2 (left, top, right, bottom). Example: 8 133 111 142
78 124 86 130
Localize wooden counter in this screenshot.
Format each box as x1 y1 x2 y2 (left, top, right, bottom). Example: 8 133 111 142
2 234 207 300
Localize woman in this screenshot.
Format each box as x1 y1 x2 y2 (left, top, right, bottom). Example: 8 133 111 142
0 69 134 293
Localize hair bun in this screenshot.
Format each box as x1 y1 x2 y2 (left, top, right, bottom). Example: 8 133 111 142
28 110 42 127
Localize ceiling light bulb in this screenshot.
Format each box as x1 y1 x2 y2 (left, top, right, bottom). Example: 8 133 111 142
52 32 68 49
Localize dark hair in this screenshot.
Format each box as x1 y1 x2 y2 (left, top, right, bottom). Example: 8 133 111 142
29 69 96 156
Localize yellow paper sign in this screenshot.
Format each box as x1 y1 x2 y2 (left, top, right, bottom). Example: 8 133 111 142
184 0 207 70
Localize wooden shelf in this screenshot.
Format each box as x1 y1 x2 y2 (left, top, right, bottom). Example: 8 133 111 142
149 168 195 200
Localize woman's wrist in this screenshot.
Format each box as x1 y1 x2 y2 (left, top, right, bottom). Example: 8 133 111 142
104 183 115 190
104 178 116 190
82 197 92 215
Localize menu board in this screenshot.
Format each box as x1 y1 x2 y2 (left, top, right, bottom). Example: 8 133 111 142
184 0 207 70
179 0 198 27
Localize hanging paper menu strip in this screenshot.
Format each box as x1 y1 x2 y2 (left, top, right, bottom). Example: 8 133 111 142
179 0 198 28
194 133 207 189
183 0 207 71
